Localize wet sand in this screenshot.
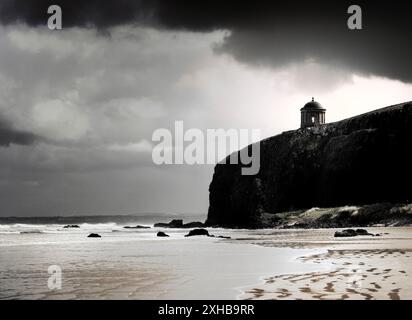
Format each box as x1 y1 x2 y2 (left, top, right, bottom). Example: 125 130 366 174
0 228 326 299
239 227 412 300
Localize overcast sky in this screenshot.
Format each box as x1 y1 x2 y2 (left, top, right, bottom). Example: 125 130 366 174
0 0 411 217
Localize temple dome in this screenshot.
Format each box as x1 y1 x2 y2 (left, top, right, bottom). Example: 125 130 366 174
301 97 325 111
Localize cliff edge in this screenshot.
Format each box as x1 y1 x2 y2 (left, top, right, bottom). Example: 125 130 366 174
206 101 412 228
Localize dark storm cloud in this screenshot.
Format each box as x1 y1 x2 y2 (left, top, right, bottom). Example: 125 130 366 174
0 1 411 82
0 118 37 146
0 0 154 28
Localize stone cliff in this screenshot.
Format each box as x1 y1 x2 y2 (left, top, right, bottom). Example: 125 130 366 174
206 101 412 228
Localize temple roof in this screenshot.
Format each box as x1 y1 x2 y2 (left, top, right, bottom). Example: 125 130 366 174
301 97 326 111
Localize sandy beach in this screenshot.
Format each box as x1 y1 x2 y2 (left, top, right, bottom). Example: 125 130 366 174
239 227 412 300
1 223 411 300
0 224 327 299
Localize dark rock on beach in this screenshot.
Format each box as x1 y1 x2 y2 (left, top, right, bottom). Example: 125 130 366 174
182 221 205 228
209 235 231 239
154 219 183 228
334 228 375 237
154 219 205 228
123 225 151 229
157 231 169 237
353 228 372 236
63 224 80 228
206 102 412 228
87 233 101 238
184 228 210 237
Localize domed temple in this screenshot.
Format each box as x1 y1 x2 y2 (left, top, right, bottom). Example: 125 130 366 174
300 97 326 128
